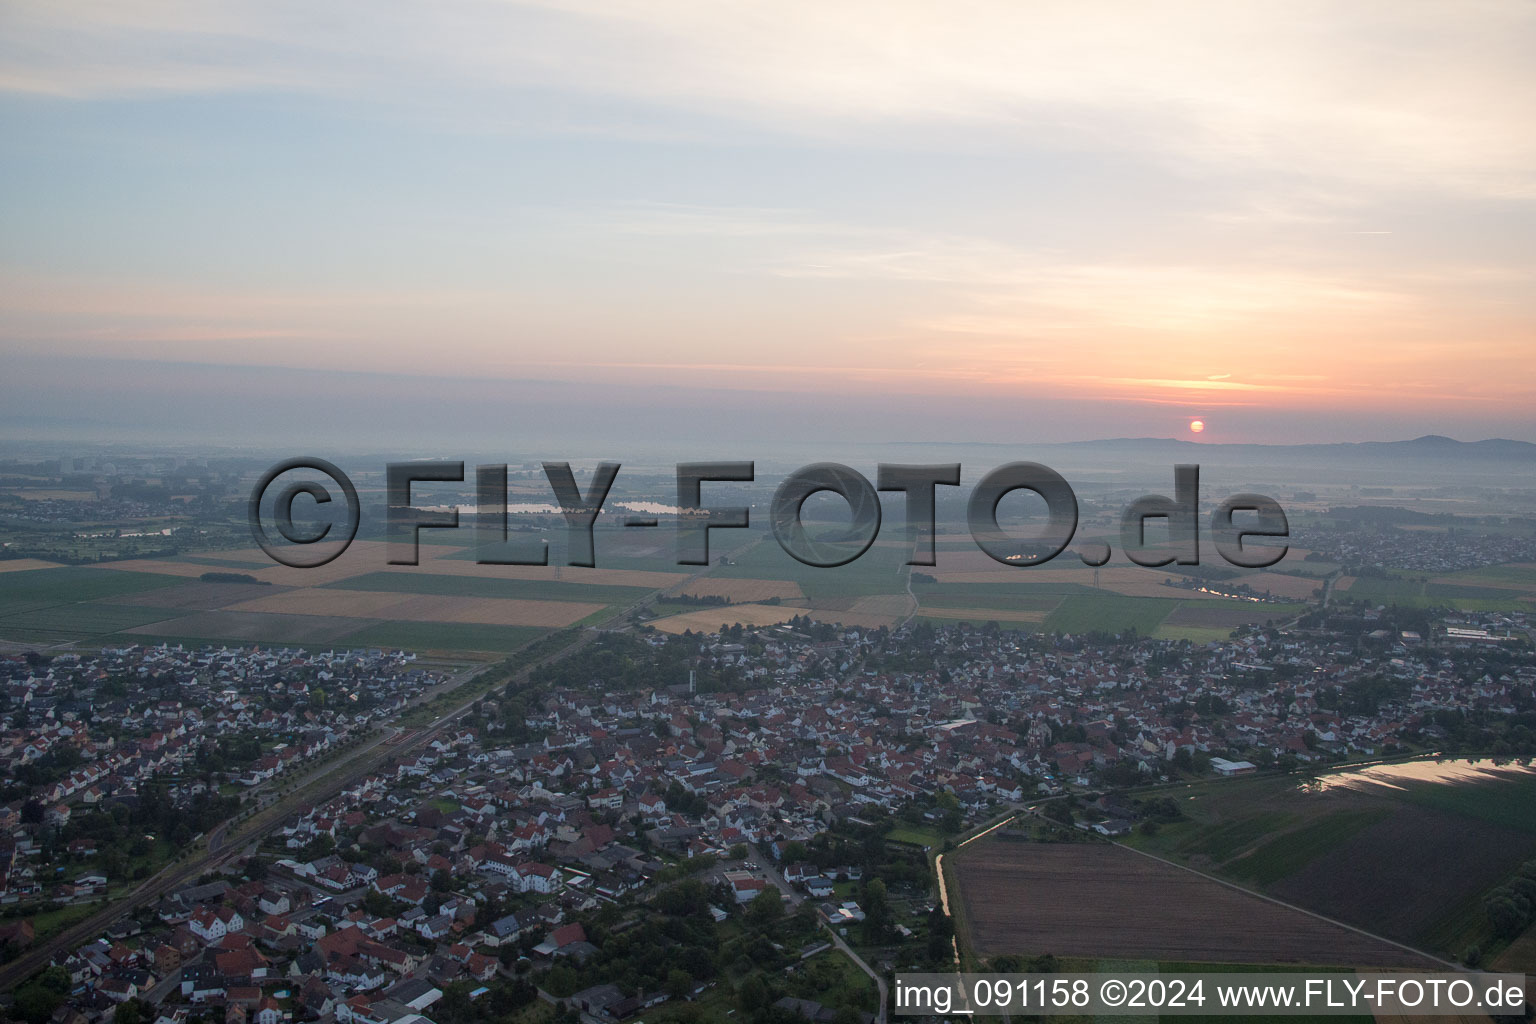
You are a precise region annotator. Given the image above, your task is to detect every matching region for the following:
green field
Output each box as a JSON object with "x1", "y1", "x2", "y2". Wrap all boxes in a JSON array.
[
  {"x1": 1042, "y1": 594, "x2": 1182, "y2": 636},
  {"x1": 435, "y1": 521, "x2": 755, "y2": 573},
  {"x1": 339, "y1": 621, "x2": 549, "y2": 653},
  {"x1": 2, "y1": 601, "x2": 184, "y2": 634},
  {"x1": 320, "y1": 570, "x2": 656, "y2": 605},
  {"x1": 0, "y1": 567, "x2": 190, "y2": 645},
  {"x1": 1383, "y1": 766, "x2": 1536, "y2": 833},
  {"x1": 1223, "y1": 810, "x2": 1388, "y2": 886},
  {"x1": 914, "y1": 589, "x2": 1065, "y2": 612},
  {"x1": 0, "y1": 566, "x2": 181, "y2": 616},
  {"x1": 913, "y1": 579, "x2": 1094, "y2": 598},
  {"x1": 1121, "y1": 763, "x2": 1536, "y2": 958},
  {"x1": 886, "y1": 824, "x2": 944, "y2": 849},
  {"x1": 1152, "y1": 624, "x2": 1235, "y2": 644},
  {"x1": 1342, "y1": 572, "x2": 1531, "y2": 610},
  {"x1": 704, "y1": 529, "x2": 914, "y2": 602}
]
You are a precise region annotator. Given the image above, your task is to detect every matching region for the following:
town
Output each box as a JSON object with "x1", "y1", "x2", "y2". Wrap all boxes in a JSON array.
[{"x1": 2, "y1": 595, "x2": 1532, "y2": 1024}]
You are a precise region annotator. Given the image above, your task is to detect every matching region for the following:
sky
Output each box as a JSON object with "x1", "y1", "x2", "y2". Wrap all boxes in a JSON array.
[{"x1": 1, "y1": 0, "x2": 1534, "y2": 449}]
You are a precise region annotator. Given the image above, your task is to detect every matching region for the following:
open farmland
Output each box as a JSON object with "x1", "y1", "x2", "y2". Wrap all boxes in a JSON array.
[
  {"x1": 663, "y1": 576, "x2": 806, "y2": 603},
  {"x1": 1237, "y1": 572, "x2": 1324, "y2": 600},
  {"x1": 1330, "y1": 571, "x2": 1533, "y2": 611},
  {"x1": 950, "y1": 840, "x2": 1433, "y2": 967},
  {"x1": 224, "y1": 587, "x2": 605, "y2": 627},
  {"x1": 121, "y1": 609, "x2": 374, "y2": 645},
  {"x1": 0, "y1": 558, "x2": 62, "y2": 573},
  {"x1": 111, "y1": 580, "x2": 297, "y2": 609},
  {"x1": 1122, "y1": 762, "x2": 1536, "y2": 956},
  {"x1": 1042, "y1": 594, "x2": 1182, "y2": 635},
  {"x1": 917, "y1": 605, "x2": 1049, "y2": 625},
  {"x1": 320, "y1": 570, "x2": 656, "y2": 604},
  {"x1": 0, "y1": 555, "x2": 620, "y2": 652},
  {"x1": 649, "y1": 602, "x2": 800, "y2": 634}
]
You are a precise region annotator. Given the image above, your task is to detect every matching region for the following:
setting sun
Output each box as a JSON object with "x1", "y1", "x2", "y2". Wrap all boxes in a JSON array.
[{"x1": 1190, "y1": 419, "x2": 1206, "y2": 433}]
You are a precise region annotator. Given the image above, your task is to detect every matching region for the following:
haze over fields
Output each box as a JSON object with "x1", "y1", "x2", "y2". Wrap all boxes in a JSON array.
[
  {"x1": 2, "y1": 2, "x2": 1534, "y2": 449},
  {"x1": 4, "y1": 5, "x2": 1536, "y2": 1018}
]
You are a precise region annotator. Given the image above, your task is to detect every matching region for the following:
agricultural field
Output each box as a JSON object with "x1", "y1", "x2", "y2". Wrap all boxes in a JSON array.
[
  {"x1": 949, "y1": 839, "x2": 1433, "y2": 967},
  {"x1": 663, "y1": 576, "x2": 806, "y2": 603},
  {"x1": 341, "y1": 622, "x2": 546, "y2": 655},
  {"x1": 1042, "y1": 594, "x2": 1183, "y2": 636},
  {"x1": 319, "y1": 569, "x2": 659, "y2": 605},
  {"x1": 704, "y1": 529, "x2": 915, "y2": 603},
  {"x1": 0, "y1": 522, "x2": 1328, "y2": 649},
  {"x1": 1234, "y1": 572, "x2": 1324, "y2": 600},
  {"x1": 122, "y1": 610, "x2": 376, "y2": 645},
  {"x1": 1121, "y1": 761, "x2": 1536, "y2": 957},
  {"x1": 648, "y1": 602, "x2": 801, "y2": 634},
  {"x1": 1334, "y1": 569, "x2": 1535, "y2": 611},
  {"x1": 0, "y1": 567, "x2": 183, "y2": 615},
  {"x1": 222, "y1": 587, "x2": 604, "y2": 627},
  {"x1": 0, "y1": 555, "x2": 598, "y2": 653},
  {"x1": 0, "y1": 558, "x2": 62, "y2": 574}
]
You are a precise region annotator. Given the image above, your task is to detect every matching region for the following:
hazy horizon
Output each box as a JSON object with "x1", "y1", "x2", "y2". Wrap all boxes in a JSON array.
[{"x1": 4, "y1": 2, "x2": 1535, "y2": 451}]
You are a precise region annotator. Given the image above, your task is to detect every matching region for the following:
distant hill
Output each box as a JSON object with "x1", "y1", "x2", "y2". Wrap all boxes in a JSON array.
[
  {"x1": 876, "y1": 434, "x2": 1536, "y2": 490},
  {"x1": 1046, "y1": 435, "x2": 1536, "y2": 460}
]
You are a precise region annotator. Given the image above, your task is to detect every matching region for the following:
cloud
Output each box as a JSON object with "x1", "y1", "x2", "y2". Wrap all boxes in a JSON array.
[{"x1": 3, "y1": 1, "x2": 1535, "y2": 197}]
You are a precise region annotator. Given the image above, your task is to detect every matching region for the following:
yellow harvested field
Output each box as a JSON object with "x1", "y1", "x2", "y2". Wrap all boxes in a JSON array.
[
  {"x1": 1240, "y1": 573, "x2": 1323, "y2": 600},
  {"x1": 848, "y1": 593, "x2": 915, "y2": 617},
  {"x1": 1335, "y1": 576, "x2": 1357, "y2": 591},
  {"x1": 920, "y1": 606, "x2": 1049, "y2": 623},
  {"x1": 225, "y1": 588, "x2": 603, "y2": 627},
  {"x1": 245, "y1": 540, "x2": 457, "y2": 586},
  {"x1": 650, "y1": 603, "x2": 799, "y2": 634},
  {"x1": 668, "y1": 577, "x2": 805, "y2": 602},
  {"x1": 0, "y1": 559, "x2": 62, "y2": 573}
]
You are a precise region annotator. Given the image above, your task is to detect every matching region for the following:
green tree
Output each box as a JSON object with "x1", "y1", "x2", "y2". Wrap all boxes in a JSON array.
[
  {"x1": 666, "y1": 968, "x2": 694, "y2": 999},
  {"x1": 861, "y1": 878, "x2": 892, "y2": 944},
  {"x1": 736, "y1": 975, "x2": 769, "y2": 1012},
  {"x1": 114, "y1": 999, "x2": 148, "y2": 1024},
  {"x1": 14, "y1": 984, "x2": 63, "y2": 1024},
  {"x1": 925, "y1": 905, "x2": 954, "y2": 962},
  {"x1": 747, "y1": 888, "x2": 784, "y2": 930}
]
